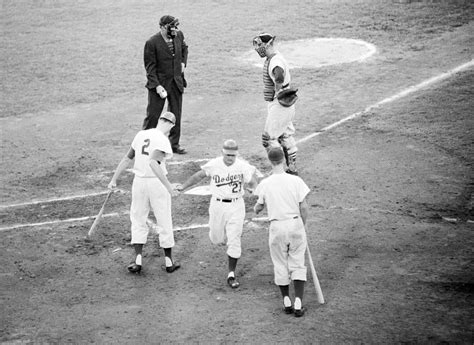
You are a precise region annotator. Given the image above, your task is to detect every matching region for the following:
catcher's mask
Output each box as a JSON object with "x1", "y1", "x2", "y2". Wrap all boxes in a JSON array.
[
  {"x1": 253, "y1": 33, "x2": 275, "y2": 58},
  {"x1": 160, "y1": 15, "x2": 179, "y2": 37}
]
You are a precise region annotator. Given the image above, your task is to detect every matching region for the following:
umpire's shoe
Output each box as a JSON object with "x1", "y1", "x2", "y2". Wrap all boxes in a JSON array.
[
  {"x1": 172, "y1": 146, "x2": 187, "y2": 154},
  {"x1": 127, "y1": 262, "x2": 142, "y2": 274}
]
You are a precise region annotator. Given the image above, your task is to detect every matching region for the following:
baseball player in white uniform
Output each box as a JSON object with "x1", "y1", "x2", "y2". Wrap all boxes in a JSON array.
[
  {"x1": 177, "y1": 139, "x2": 258, "y2": 288},
  {"x1": 253, "y1": 32, "x2": 299, "y2": 175},
  {"x1": 108, "y1": 112, "x2": 181, "y2": 274},
  {"x1": 254, "y1": 146, "x2": 310, "y2": 317}
]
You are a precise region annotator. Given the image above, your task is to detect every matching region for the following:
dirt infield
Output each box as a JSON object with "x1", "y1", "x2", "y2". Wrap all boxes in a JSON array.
[{"x1": 1, "y1": 1, "x2": 473, "y2": 344}]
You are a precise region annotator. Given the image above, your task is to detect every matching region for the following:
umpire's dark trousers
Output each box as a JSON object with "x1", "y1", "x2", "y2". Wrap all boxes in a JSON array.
[{"x1": 143, "y1": 81, "x2": 183, "y2": 149}]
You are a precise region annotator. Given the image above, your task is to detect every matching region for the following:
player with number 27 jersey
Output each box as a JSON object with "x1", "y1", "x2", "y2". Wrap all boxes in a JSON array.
[{"x1": 202, "y1": 157, "x2": 254, "y2": 199}]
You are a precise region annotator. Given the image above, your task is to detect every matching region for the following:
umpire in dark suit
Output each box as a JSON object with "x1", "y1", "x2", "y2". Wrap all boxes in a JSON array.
[{"x1": 143, "y1": 15, "x2": 189, "y2": 154}]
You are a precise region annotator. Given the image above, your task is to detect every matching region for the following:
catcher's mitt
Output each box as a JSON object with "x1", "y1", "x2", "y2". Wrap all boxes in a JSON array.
[{"x1": 277, "y1": 88, "x2": 298, "y2": 107}]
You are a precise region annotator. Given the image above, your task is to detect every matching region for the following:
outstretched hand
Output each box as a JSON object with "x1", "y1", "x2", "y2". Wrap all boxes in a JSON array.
[
  {"x1": 173, "y1": 183, "x2": 184, "y2": 192},
  {"x1": 169, "y1": 183, "x2": 183, "y2": 196}
]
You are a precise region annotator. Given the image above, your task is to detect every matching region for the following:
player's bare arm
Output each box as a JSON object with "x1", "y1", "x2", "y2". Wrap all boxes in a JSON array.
[
  {"x1": 273, "y1": 66, "x2": 285, "y2": 93},
  {"x1": 108, "y1": 147, "x2": 135, "y2": 189},
  {"x1": 299, "y1": 198, "x2": 309, "y2": 225},
  {"x1": 178, "y1": 170, "x2": 207, "y2": 191},
  {"x1": 245, "y1": 172, "x2": 259, "y2": 193},
  {"x1": 149, "y1": 149, "x2": 178, "y2": 196},
  {"x1": 254, "y1": 202, "x2": 265, "y2": 215}
]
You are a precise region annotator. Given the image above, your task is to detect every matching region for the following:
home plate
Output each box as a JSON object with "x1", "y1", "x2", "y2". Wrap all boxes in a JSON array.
[{"x1": 184, "y1": 185, "x2": 211, "y2": 196}]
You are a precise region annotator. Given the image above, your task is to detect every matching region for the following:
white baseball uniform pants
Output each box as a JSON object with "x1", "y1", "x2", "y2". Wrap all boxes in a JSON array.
[
  {"x1": 208, "y1": 197, "x2": 245, "y2": 259},
  {"x1": 269, "y1": 217, "x2": 307, "y2": 285},
  {"x1": 130, "y1": 176, "x2": 174, "y2": 248},
  {"x1": 265, "y1": 100, "x2": 297, "y2": 154}
]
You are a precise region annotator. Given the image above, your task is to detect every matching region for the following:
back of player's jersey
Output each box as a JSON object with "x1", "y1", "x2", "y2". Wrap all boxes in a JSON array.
[{"x1": 131, "y1": 129, "x2": 172, "y2": 177}]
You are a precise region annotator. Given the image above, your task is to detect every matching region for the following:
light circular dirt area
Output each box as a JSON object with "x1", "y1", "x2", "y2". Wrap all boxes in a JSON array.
[{"x1": 240, "y1": 37, "x2": 377, "y2": 68}]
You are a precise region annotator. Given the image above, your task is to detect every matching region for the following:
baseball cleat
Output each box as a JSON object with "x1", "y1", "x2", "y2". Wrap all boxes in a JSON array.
[
  {"x1": 127, "y1": 262, "x2": 142, "y2": 274},
  {"x1": 283, "y1": 306, "x2": 294, "y2": 314},
  {"x1": 227, "y1": 276, "x2": 240, "y2": 289},
  {"x1": 165, "y1": 262, "x2": 181, "y2": 273},
  {"x1": 294, "y1": 307, "x2": 306, "y2": 317},
  {"x1": 285, "y1": 169, "x2": 298, "y2": 176}
]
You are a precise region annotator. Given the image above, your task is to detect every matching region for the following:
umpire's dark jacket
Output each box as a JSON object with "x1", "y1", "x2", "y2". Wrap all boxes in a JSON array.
[{"x1": 144, "y1": 31, "x2": 188, "y2": 92}]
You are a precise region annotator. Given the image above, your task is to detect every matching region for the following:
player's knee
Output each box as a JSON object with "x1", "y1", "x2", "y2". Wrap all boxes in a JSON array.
[{"x1": 227, "y1": 245, "x2": 241, "y2": 259}]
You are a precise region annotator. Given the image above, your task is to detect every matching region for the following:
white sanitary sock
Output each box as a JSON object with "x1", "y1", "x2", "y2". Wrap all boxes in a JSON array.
[
  {"x1": 283, "y1": 296, "x2": 292, "y2": 307},
  {"x1": 294, "y1": 297, "x2": 302, "y2": 310},
  {"x1": 227, "y1": 271, "x2": 235, "y2": 279},
  {"x1": 165, "y1": 256, "x2": 173, "y2": 267},
  {"x1": 135, "y1": 254, "x2": 142, "y2": 266}
]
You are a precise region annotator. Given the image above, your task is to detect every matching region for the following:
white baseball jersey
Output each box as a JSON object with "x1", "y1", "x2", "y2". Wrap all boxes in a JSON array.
[
  {"x1": 255, "y1": 172, "x2": 310, "y2": 285},
  {"x1": 128, "y1": 128, "x2": 174, "y2": 247},
  {"x1": 201, "y1": 157, "x2": 256, "y2": 199},
  {"x1": 263, "y1": 51, "x2": 291, "y2": 101},
  {"x1": 131, "y1": 129, "x2": 173, "y2": 177},
  {"x1": 255, "y1": 173, "x2": 309, "y2": 221},
  {"x1": 201, "y1": 156, "x2": 256, "y2": 259}
]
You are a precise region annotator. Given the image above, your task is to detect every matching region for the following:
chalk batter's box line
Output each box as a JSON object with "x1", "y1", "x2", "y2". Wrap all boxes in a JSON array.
[{"x1": 0, "y1": 189, "x2": 129, "y2": 209}]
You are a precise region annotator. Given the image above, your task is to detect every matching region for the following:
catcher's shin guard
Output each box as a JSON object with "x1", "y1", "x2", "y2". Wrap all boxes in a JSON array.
[
  {"x1": 286, "y1": 151, "x2": 298, "y2": 175},
  {"x1": 278, "y1": 134, "x2": 298, "y2": 175},
  {"x1": 261, "y1": 131, "x2": 271, "y2": 148}
]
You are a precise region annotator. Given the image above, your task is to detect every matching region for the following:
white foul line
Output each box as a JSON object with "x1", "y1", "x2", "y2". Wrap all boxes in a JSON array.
[
  {"x1": 0, "y1": 211, "x2": 128, "y2": 233},
  {"x1": 0, "y1": 189, "x2": 129, "y2": 209},
  {"x1": 2, "y1": 59, "x2": 473, "y2": 232},
  {"x1": 297, "y1": 59, "x2": 474, "y2": 145}
]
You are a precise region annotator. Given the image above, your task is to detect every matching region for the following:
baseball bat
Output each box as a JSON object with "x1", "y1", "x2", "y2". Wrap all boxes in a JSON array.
[
  {"x1": 306, "y1": 244, "x2": 325, "y2": 304},
  {"x1": 87, "y1": 190, "x2": 113, "y2": 238}
]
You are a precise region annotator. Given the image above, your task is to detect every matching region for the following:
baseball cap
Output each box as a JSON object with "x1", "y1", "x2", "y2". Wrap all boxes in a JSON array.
[
  {"x1": 267, "y1": 147, "x2": 284, "y2": 162},
  {"x1": 222, "y1": 139, "x2": 238, "y2": 155},
  {"x1": 253, "y1": 33, "x2": 275, "y2": 44},
  {"x1": 159, "y1": 111, "x2": 176, "y2": 125}
]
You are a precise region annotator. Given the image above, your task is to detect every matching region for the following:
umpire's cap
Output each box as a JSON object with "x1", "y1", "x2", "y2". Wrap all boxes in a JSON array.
[
  {"x1": 160, "y1": 15, "x2": 179, "y2": 27},
  {"x1": 222, "y1": 139, "x2": 238, "y2": 155},
  {"x1": 267, "y1": 147, "x2": 284, "y2": 163},
  {"x1": 159, "y1": 111, "x2": 176, "y2": 125}
]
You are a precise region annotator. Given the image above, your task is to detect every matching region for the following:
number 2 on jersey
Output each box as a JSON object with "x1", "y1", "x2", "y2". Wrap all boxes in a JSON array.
[{"x1": 141, "y1": 139, "x2": 150, "y2": 155}]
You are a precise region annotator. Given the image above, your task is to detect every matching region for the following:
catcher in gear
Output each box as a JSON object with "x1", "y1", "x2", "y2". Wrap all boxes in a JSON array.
[{"x1": 253, "y1": 32, "x2": 299, "y2": 175}]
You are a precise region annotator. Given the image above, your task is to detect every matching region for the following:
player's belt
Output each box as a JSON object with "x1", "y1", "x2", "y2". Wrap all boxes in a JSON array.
[
  {"x1": 215, "y1": 197, "x2": 240, "y2": 203},
  {"x1": 270, "y1": 215, "x2": 299, "y2": 222}
]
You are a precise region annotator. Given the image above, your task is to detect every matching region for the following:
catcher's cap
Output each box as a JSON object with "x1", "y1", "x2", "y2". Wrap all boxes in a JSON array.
[
  {"x1": 159, "y1": 111, "x2": 176, "y2": 125},
  {"x1": 222, "y1": 139, "x2": 238, "y2": 155},
  {"x1": 253, "y1": 33, "x2": 275, "y2": 45},
  {"x1": 267, "y1": 147, "x2": 285, "y2": 162},
  {"x1": 160, "y1": 15, "x2": 179, "y2": 27}
]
